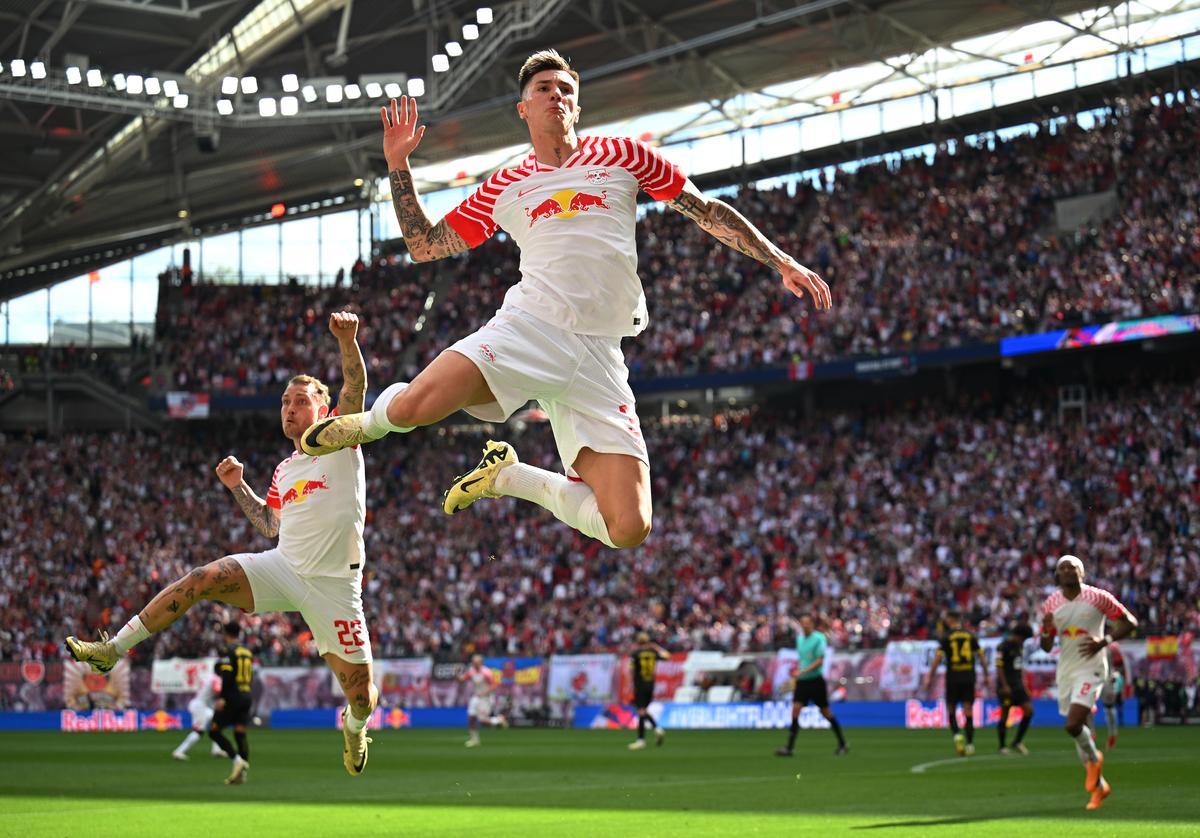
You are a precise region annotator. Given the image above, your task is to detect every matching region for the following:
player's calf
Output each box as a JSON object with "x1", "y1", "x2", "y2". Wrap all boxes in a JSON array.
[{"x1": 141, "y1": 557, "x2": 253, "y2": 634}]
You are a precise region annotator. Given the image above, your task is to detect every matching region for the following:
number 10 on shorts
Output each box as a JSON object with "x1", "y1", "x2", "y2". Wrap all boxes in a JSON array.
[{"x1": 335, "y1": 619, "x2": 364, "y2": 650}]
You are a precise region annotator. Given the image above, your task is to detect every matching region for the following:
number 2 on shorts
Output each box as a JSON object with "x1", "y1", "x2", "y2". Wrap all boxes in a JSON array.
[{"x1": 335, "y1": 619, "x2": 364, "y2": 648}]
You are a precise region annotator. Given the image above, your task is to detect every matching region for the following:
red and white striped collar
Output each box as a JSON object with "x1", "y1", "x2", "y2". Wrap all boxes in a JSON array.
[{"x1": 521, "y1": 136, "x2": 596, "y2": 172}]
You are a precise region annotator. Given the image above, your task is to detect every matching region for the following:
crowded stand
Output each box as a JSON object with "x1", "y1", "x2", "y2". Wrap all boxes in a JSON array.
[
  {"x1": 152, "y1": 94, "x2": 1200, "y2": 387},
  {"x1": 4, "y1": 370, "x2": 1196, "y2": 666}
]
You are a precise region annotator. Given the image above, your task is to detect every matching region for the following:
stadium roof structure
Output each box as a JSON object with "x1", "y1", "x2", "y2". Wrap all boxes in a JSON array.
[{"x1": 0, "y1": 0, "x2": 1192, "y2": 302}]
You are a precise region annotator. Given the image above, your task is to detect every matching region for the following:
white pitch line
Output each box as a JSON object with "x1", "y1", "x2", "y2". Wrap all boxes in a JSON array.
[{"x1": 910, "y1": 754, "x2": 1012, "y2": 773}]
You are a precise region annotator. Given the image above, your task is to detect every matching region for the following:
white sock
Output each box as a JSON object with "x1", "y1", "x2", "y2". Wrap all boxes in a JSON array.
[
  {"x1": 494, "y1": 464, "x2": 617, "y2": 548},
  {"x1": 344, "y1": 706, "x2": 368, "y2": 733},
  {"x1": 177, "y1": 730, "x2": 201, "y2": 754},
  {"x1": 1073, "y1": 727, "x2": 1099, "y2": 762},
  {"x1": 1105, "y1": 707, "x2": 1117, "y2": 739},
  {"x1": 112, "y1": 615, "x2": 151, "y2": 654},
  {"x1": 365, "y1": 381, "x2": 416, "y2": 435}
]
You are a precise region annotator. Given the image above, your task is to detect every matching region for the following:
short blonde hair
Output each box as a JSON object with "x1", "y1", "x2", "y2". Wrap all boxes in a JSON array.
[
  {"x1": 518, "y1": 48, "x2": 579, "y2": 95},
  {"x1": 287, "y1": 374, "x2": 330, "y2": 407}
]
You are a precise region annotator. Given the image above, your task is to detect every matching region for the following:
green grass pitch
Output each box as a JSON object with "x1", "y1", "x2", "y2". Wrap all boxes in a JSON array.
[{"x1": 1, "y1": 726, "x2": 1197, "y2": 836}]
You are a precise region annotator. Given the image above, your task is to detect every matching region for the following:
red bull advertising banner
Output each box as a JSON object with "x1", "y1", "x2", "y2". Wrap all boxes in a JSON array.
[{"x1": 58, "y1": 709, "x2": 183, "y2": 732}]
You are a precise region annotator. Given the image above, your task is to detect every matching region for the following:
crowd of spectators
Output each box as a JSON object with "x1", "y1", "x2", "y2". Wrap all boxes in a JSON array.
[
  {"x1": 154, "y1": 93, "x2": 1199, "y2": 388},
  {"x1": 3, "y1": 369, "x2": 1196, "y2": 665}
]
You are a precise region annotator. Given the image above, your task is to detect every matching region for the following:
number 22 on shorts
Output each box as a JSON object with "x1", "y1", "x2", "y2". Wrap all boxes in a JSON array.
[{"x1": 335, "y1": 619, "x2": 364, "y2": 648}]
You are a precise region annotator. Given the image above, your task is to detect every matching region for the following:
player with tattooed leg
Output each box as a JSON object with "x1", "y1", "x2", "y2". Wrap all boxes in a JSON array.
[
  {"x1": 300, "y1": 49, "x2": 831, "y2": 550},
  {"x1": 67, "y1": 312, "x2": 379, "y2": 777}
]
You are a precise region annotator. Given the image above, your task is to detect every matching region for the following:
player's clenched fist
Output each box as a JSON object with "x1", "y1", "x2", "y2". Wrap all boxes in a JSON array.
[
  {"x1": 329, "y1": 311, "x2": 359, "y2": 341},
  {"x1": 215, "y1": 455, "x2": 244, "y2": 490}
]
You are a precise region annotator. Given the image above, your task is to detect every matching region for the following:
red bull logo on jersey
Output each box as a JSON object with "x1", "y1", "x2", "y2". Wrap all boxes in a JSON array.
[
  {"x1": 280, "y1": 477, "x2": 330, "y2": 508},
  {"x1": 1061, "y1": 626, "x2": 1089, "y2": 639},
  {"x1": 524, "y1": 189, "x2": 609, "y2": 227}
]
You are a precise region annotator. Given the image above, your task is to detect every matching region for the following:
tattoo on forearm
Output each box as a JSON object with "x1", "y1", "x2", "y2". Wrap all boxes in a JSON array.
[
  {"x1": 338, "y1": 340, "x2": 367, "y2": 415},
  {"x1": 389, "y1": 169, "x2": 468, "y2": 261},
  {"x1": 230, "y1": 484, "x2": 279, "y2": 539},
  {"x1": 669, "y1": 194, "x2": 783, "y2": 272},
  {"x1": 166, "y1": 600, "x2": 179, "y2": 614}
]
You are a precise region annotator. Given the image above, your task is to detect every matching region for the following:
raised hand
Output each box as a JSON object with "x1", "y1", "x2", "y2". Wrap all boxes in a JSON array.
[
  {"x1": 329, "y1": 310, "x2": 359, "y2": 342},
  {"x1": 215, "y1": 455, "x2": 244, "y2": 490},
  {"x1": 381, "y1": 96, "x2": 426, "y2": 170}
]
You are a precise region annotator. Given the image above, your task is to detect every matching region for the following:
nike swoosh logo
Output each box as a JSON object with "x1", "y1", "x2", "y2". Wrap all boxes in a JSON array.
[
  {"x1": 516, "y1": 187, "x2": 538, "y2": 197},
  {"x1": 459, "y1": 477, "x2": 485, "y2": 492},
  {"x1": 304, "y1": 418, "x2": 337, "y2": 451}
]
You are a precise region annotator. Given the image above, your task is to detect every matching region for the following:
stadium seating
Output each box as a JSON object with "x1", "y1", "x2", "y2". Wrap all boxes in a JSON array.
[
  {"x1": 152, "y1": 95, "x2": 1200, "y2": 387},
  {"x1": 4, "y1": 371, "x2": 1196, "y2": 665}
]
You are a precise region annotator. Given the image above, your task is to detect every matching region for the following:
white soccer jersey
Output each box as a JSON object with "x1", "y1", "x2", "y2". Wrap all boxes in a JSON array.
[
  {"x1": 445, "y1": 136, "x2": 686, "y2": 338},
  {"x1": 465, "y1": 666, "x2": 496, "y2": 697},
  {"x1": 193, "y1": 674, "x2": 218, "y2": 706},
  {"x1": 1041, "y1": 584, "x2": 1126, "y2": 679},
  {"x1": 265, "y1": 431, "x2": 365, "y2": 578}
]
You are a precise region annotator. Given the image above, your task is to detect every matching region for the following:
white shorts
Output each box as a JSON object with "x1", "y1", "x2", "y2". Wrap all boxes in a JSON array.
[
  {"x1": 447, "y1": 308, "x2": 648, "y2": 476},
  {"x1": 188, "y1": 699, "x2": 214, "y2": 730},
  {"x1": 467, "y1": 695, "x2": 494, "y2": 719},
  {"x1": 233, "y1": 549, "x2": 372, "y2": 664},
  {"x1": 1057, "y1": 671, "x2": 1104, "y2": 716}
]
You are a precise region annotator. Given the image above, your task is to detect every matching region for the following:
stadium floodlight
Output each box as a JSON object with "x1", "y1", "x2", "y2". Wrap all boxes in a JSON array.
[
  {"x1": 66, "y1": 66, "x2": 82, "y2": 84},
  {"x1": 145, "y1": 76, "x2": 161, "y2": 95},
  {"x1": 445, "y1": 41, "x2": 462, "y2": 57},
  {"x1": 126, "y1": 74, "x2": 144, "y2": 94},
  {"x1": 384, "y1": 82, "x2": 402, "y2": 98},
  {"x1": 281, "y1": 72, "x2": 299, "y2": 92},
  {"x1": 344, "y1": 83, "x2": 361, "y2": 99},
  {"x1": 11, "y1": 59, "x2": 27, "y2": 77},
  {"x1": 258, "y1": 96, "x2": 276, "y2": 116},
  {"x1": 408, "y1": 77, "x2": 425, "y2": 97},
  {"x1": 462, "y1": 23, "x2": 479, "y2": 40},
  {"x1": 216, "y1": 98, "x2": 234, "y2": 115},
  {"x1": 163, "y1": 79, "x2": 179, "y2": 97},
  {"x1": 240, "y1": 76, "x2": 258, "y2": 94},
  {"x1": 173, "y1": 93, "x2": 188, "y2": 108},
  {"x1": 477, "y1": 7, "x2": 492, "y2": 25},
  {"x1": 325, "y1": 83, "x2": 343, "y2": 103},
  {"x1": 364, "y1": 81, "x2": 383, "y2": 98},
  {"x1": 280, "y1": 95, "x2": 298, "y2": 115},
  {"x1": 86, "y1": 68, "x2": 103, "y2": 87},
  {"x1": 221, "y1": 76, "x2": 238, "y2": 95},
  {"x1": 432, "y1": 54, "x2": 449, "y2": 73},
  {"x1": 30, "y1": 60, "x2": 46, "y2": 79},
  {"x1": 301, "y1": 84, "x2": 318, "y2": 103},
  {"x1": 112, "y1": 73, "x2": 126, "y2": 90}
]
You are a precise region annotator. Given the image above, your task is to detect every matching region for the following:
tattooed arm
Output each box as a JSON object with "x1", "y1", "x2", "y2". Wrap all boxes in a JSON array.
[
  {"x1": 215, "y1": 456, "x2": 279, "y2": 539},
  {"x1": 666, "y1": 180, "x2": 832, "y2": 310},
  {"x1": 389, "y1": 169, "x2": 470, "y2": 262},
  {"x1": 379, "y1": 97, "x2": 469, "y2": 262},
  {"x1": 329, "y1": 311, "x2": 367, "y2": 414}
]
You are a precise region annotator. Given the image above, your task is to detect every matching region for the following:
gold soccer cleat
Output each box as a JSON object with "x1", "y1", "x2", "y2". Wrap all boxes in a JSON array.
[
  {"x1": 443, "y1": 441, "x2": 517, "y2": 514},
  {"x1": 65, "y1": 632, "x2": 119, "y2": 674}
]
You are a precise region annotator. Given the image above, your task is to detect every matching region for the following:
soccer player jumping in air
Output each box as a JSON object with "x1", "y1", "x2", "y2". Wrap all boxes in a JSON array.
[
  {"x1": 301, "y1": 49, "x2": 831, "y2": 550},
  {"x1": 67, "y1": 313, "x2": 380, "y2": 778},
  {"x1": 1040, "y1": 555, "x2": 1138, "y2": 810}
]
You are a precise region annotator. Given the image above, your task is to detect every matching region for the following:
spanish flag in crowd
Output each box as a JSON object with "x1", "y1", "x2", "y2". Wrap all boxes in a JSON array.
[{"x1": 1146, "y1": 635, "x2": 1180, "y2": 660}]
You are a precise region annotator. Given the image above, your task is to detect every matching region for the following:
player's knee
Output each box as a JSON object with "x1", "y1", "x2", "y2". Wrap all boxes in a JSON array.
[
  {"x1": 386, "y1": 386, "x2": 436, "y2": 427},
  {"x1": 1064, "y1": 721, "x2": 1082, "y2": 736},
  {"x1": 605, "y1": 509, "x2": 652, "y2": 548}
]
